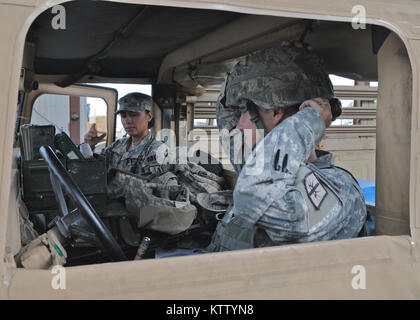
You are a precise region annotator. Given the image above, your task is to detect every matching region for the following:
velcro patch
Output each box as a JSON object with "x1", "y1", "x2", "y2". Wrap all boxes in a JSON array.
[{"x1": 304, "y1": 172, "x2": 327, "y2": 210}]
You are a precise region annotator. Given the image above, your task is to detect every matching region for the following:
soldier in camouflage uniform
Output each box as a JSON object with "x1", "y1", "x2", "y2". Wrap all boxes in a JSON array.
[
  {"x1": 85, "y1": 93, "x2": 224, "y2": 236},
  {"x1": 85, "y1": 92, "x2": 177, "y2": 188},
  {"x1": 85, "y1": 93, "x2": 194, "y2": 235},
  {"x1": 207, "y1": 42, "x2": 367, "y2": 251}
]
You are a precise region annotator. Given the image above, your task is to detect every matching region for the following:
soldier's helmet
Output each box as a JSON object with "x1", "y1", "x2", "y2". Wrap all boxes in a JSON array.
[
  {"x1": 221, "y1": 44, "x2": 341, "y2": 120},
  {"x1": 116, "y1": 92, "x2": 153, "y2": 115}
]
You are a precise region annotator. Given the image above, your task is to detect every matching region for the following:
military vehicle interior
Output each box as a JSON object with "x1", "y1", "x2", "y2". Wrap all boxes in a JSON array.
[{"x1": 12, "y1": 0, "x2": 406, "y2": 268}]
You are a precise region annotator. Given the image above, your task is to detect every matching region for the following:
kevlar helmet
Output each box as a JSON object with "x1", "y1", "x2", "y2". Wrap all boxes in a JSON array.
[{"x1": 217, "y1": 44, "x2": 341, "y2": 122}]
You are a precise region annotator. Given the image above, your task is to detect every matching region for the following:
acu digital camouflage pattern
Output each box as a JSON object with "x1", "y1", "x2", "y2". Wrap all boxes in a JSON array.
[
  {"x1": 108, "y1": 170, "x2": 196, "y2": 235},
  {"x1": 223, "y1": 44, "x2": 334, "y2": 111},
  {"x1": 104, "y1": 132, "x2": 195, "y2": 235},
  {"x1": 103, "y1": 90, "x2": 227, "y2": 235},
  {"x1": 196, "y1": 190, "x2": 233, "y2": 213},
  {"x1": 172, "y1": 161, "x2": 225, "y2": 202},
  {"x1": 115, "y1": 92, "x2": 153, "y2": 114},
  {"x1": 208, "y1": 107, "x2": 367, "y2": 251},
  {"x1": 216, "y1": 45, "x2": 334, "y2": 173},
  {"x1": 103, "y1": 131, "x2": 178, "y2": 186},
  {"x1": 104, "y1": 132, "x2": 225, "y2": 235}
]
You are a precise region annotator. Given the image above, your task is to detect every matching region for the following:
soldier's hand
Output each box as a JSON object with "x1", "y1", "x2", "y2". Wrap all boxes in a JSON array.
[
  {"x1": 299, "y1": 98, "x2": 333, "y2": 128},
  {"x1": 84, "y1": 123, "x2": 106, "y2": 149}
]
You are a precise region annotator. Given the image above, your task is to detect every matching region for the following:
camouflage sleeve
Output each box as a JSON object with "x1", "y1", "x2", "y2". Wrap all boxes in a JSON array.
[
  {"x1": 208, "y1": 107, "x2": 329, "y2": 250},
  {"x1": 269, "y1": 106, "x2": 326, "y2": 177},
  {"x1": 231, "y1": 107, "x2": 326, "y2": 240}
]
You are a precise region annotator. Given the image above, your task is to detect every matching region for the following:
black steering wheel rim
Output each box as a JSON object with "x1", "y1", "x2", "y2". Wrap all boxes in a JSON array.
[{"x1": 40, "y1": 145, "x2": 127, "y2": 261}]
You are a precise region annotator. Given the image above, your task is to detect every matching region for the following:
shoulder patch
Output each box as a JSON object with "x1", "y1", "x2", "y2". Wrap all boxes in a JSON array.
[{"x1": 304, "y1": 172, "x2": 327, "y2": 210}]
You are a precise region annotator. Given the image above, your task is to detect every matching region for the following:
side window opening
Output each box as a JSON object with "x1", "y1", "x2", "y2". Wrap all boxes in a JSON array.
[
  {"x1": 188, "y1": 76, "x2": 378, "y2": 238},
  {"x1": 31, "y1": 94, "x2": 108, "y2": 150},
  {"x1": 12, "y1": 0, "x2": 413, "y2": 271},
  {"x1": 322, "y1": 76, "x2": 377, "y2": 200}
]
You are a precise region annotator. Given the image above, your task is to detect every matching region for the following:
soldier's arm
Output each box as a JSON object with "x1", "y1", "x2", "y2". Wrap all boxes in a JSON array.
[
  {"x1": 256, "y1": 107, "x2": 327, "y2": 241},
  {"x1": 271, "y1": 106, "x2": 326, "y2": 176},
  {"x1": 232, "y1": 107, "x2": 326, "y2": 229}
]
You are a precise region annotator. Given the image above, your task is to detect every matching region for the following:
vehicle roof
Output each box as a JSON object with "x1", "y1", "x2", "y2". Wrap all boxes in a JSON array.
[
  {"x1": 27, "y1": 1, "x2": 379, "y2": 87},
  {"x1": 29, "y1": 2, "x2": 239, "y2": 80}
]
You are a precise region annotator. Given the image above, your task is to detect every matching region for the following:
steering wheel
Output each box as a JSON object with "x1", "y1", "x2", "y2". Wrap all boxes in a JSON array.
[{"x1": 40, "y1": 145, "x2": 127, "y2": 262}]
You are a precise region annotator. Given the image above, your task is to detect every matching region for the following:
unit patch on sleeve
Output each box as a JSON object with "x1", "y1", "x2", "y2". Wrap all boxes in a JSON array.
[{"x1": 304, "y1": 172, "x2": 327, "y2": 210}]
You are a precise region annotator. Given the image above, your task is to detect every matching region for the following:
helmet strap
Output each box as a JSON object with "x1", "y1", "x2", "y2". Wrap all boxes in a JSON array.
[{"x1": 246, "y1": 101, "x2": 268, "y2": 136}]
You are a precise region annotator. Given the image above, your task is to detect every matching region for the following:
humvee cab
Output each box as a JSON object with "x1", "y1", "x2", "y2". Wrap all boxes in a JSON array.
[{"x1": 0, "y1": 0, "x2": 419, "y2": 299}]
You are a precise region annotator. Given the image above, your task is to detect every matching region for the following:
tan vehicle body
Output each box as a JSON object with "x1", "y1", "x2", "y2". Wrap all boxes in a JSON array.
[{"x1": 0, "y1": 0, "x2": 419, "y2": 299}]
